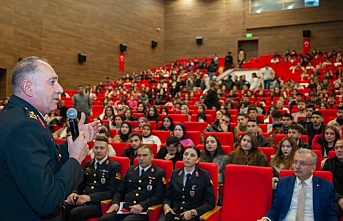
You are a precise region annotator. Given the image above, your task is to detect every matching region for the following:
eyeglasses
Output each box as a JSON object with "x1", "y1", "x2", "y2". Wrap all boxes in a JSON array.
[{"x1": 293, "y1": 160, "x2": 315, "y2": 167}]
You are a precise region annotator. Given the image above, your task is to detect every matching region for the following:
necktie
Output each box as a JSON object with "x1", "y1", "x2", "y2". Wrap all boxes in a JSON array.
[
  {"x1": 140, "y1": 169, "x2": 145, "y2": 178},
  {"x1": 185, "y1": 173, "x2": 191, "y2": 186},
  {"x1": 296, "y1": 181, "x2": 306, "y2": 221},
  {"x1": 95, "y1": 162, "x2": 101, "y2": 172}
]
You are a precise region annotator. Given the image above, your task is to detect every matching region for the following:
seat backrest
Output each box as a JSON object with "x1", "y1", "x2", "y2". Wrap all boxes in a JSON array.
[
  {"x1": 175, "y1": 161, "x2": 219, "y2": 205},
  {"x1": 152, "y1": 130, "x2": 171, "y2": 144},
  {"x1": 279, "y1": 169, "x2": 333, "y2": 181},
  {"x1": 109, "y1": 142, "x2": 127, "y2": 156},
  {"x1": 109, "y1": 156, "x2": 130, "y2": 177},
  {"x1": 258, "y1": 147, "x2": 275, "y2": 164},
  {"x1": 274, "y1": 134, "x2": 287, "y2": 148},
  {"x1": 186, "y1": 131, "x2": 201, "y2": 146},
  {"x1": 143, "y1": 143, "x2": 158, "y2": 156},
  {"x1": 312, "y1": 149, "x2": 322, "y2": 171},
  {"x1": 220, "y1": 165, "x2": 273, "y2": 221},
  {"x1": 133, "y1": 158, "x2": 173, "y2": 181},
  {"x1": 204, "y1": 132, "x2": 234, "y2": 147},
  {"x1": 81, "y1": 154, "x2": 92, "y2": 168},
  {"x1": 184, "y1": 122, "x2": 209, "y2": 132},
  {"x1": 168, "y1": 114, "x2": 189, "y2": 123}
]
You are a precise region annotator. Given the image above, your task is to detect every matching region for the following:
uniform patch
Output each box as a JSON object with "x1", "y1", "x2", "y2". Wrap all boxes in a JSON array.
[
  {"x1": 162, "y1": 177, "x2": 167, "y2": 185},
  {"x1": 210, "y1": 179, "x2": 213, "y2": 186},
  {"x1": 29, "y1": 111, "x2": 37, "y2": 120},
  {"x1": 115, "y1": 172, "x2": 122, "y2": 180},
  {"x1": 101, "y1": 178, "x2": 106, "y2": 184}
]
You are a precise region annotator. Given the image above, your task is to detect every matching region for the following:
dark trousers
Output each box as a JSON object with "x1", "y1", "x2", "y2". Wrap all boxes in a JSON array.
[
  {"x1": 99, "y1": 212, "x2": 148, "y2": 221},
  {"x1": 64, "y1": 203, "x2": 102, "y2": 221},
  {"x1": 77, "y1": 111, "x2": 90, "y2": 124}
]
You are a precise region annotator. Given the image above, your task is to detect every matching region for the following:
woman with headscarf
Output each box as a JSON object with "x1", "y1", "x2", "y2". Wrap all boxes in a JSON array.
[
  {"x1": 173, "y1": 123, "x2": 194, "y2": 146},
  {"x1": 142, "y1": 123, "x2": 162, "y2": 150},
  {"x1": 112, "y1": 122, "x2": 132, "y2": 143}
]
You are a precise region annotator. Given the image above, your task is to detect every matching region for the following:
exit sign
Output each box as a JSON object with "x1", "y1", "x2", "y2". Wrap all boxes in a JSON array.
[{"x1": 246, "y1": 33, "x2": 253, "y2": 38}]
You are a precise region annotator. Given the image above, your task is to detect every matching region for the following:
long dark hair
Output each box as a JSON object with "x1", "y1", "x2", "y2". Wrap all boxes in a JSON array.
[
  {"x1": 159, "y1": 116, "x2": 175, "y2": 131},
  {"x1": 201, "y1": 135, "x2": 225, "y2": 162}
]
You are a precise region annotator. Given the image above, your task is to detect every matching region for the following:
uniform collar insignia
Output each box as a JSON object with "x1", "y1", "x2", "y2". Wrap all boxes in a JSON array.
[{"x1": 29, "y1": 111, "x2": 38, "y2": 120}]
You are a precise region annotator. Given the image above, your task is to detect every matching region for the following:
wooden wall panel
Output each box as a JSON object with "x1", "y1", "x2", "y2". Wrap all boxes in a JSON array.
[{"x1": 0, "y1": 0, "x2": 164, "y2": 95}]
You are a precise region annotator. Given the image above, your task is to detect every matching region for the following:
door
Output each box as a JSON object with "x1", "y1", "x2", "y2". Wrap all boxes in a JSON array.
[
  {"x1": 238, "y1": 39, "x2": 259, "y2": 62},
  {"x1": 0, "y1": 68, "x2": 6, "y2": 99}
]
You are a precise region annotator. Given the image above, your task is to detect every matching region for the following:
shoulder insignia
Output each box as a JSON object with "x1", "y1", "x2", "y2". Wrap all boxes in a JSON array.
[
  {"x1": 178, "y1": 170, "x2": 183, "y2": 176},
  {"x1": 134, "y1": 166, "x2": 138, "y2": 170},
  {"x1": 29, "y1": 111, "x2": 37, "y2": 120},
  {"x1": 162, "y1": 177, "x2": 167, "y2": 185},
  {"x1": 115, "y1": 172, "x2": 122, "y2": 180},
  {"x1": 150, "y1": 167, "x2": 154, "y2": 173},
  {"x1": 210, "y1": 179, "x2": 213, "y2": 186}
]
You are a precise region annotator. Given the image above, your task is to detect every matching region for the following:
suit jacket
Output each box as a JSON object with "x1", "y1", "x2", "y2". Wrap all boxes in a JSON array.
[
  {"x1": 74, "y1": 157, "x2": 121, "y2": 204},
  {"x1": 112, "y1": 164, "x2": 166, "y2": 210},
  {"x1": 163, "y1": 166, "x2": 215, "y2": 216},
  {"x1": 265, "y1": 175, "x2": 338, "y2": 221},
  {"x1": 0, "y1": 95, "x2": 83, "y2": 221}
]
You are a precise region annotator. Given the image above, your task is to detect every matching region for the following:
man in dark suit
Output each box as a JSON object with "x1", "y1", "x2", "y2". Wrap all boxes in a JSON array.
[
  {"x1": 258, "y1": 148, "x2": 338, "y2": 221},
  {"x1": 99, "y1": 145, "x2": 166, "y2": 221},
  {"x1": 0, "y1": 57, "x2": 101, "y2": 221},
  {"x1": 322, "y1": 138, "x2": 343, "y2": 218},
  {"x1": 204, "y1": 80, "x2": 219, "y2": 110},
  {"x1": 64, "y1": 136, "x2": 121, "y2": 220}
]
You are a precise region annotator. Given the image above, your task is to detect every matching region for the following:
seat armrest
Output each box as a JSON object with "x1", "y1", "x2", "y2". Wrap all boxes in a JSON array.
[
  {"x1": 148, "y1": 204, "x2": 162, "y2": 212},
  {"x1": 100, "y1": 199, "x2": 113, "y2": 215},
  {"x1": 200, "y1": 206, "x2": 221, "y2": 221}
]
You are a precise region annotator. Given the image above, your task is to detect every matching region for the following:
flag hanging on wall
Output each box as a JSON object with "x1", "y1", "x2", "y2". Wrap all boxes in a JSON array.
[{"x1": 119, "y1": 52, "x2": 125, "y2": 72}]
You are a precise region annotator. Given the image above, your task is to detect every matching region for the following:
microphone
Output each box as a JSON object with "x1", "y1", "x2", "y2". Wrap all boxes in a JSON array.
[{"x1": 66, "y1": 108, "x2": 79, "y2": 141}]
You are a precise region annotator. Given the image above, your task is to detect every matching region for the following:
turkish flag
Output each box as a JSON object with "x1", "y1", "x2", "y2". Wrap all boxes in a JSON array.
[
  {"x1": 119, "y1": 52, "x2": 125, "y2": 72},
  {"x1": 303, "y1": 38, "x2": 311, "y2": 55}
]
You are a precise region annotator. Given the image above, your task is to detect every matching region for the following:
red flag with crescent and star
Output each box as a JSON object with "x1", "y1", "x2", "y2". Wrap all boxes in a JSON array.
[
  {"x1": 303, "y1": 38, "x2": 310, "y2": 55},
  {"x1": 119, "y1": 52, "x2": 125, "y2": 72}
]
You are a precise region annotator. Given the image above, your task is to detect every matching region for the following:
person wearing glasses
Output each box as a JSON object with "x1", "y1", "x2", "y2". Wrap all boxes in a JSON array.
[
  {"x1": 159, "y1": 146, "x2": 215, "y2": 221},
  {"x1": 258, "y1": 148, "x2": 337, "y2": 221},
  {"x1": 64, "y1": 136, "x2": 122, "y2": 220},
  {"x1": 322, "y1": 138, "x2": 343, "y2": 218},
  {"x1": 201, "y1": 113, "x2": 232, "y2": 143}
]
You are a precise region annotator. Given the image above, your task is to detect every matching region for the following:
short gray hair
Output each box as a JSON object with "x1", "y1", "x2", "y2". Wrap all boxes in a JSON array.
[
  {"x1": 12, "y1": 56, "x2": 49, "y2": 94},
  {"x1": 296, "y1": 148, "x2": 318, "y2": 164}
]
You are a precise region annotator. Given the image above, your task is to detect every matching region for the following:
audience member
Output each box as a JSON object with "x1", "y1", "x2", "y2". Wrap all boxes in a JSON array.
[
  {"x1": 142, "y1": 123, "x2": 162, "y2": 150},
  {"x1": 288, "y1": 123, "x2": 310, "y2": 149},
  {"x1": 113, "y1": 122, "x2": 132, "y2": 143},
  {"x1": 72, "y1": 84, "x2": 92, "y2": 123},
  {"x1": 122, "y1": 132, "x2": 143, "y2": 165},
  {"x1": 156, "y1": 136, "x2": 185, "y2": 168},
  {"x1": 173, "y1": 123, "x2": 195, "y2": 146}
]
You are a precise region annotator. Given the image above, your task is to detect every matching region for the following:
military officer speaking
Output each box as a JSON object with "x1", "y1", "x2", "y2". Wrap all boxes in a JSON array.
[
  {"x1": 99, "y1": 145, "x2": 167, "y2": 221},
  {"x1": 64, "y1": 136, "x2": 121, "y2": 220}
]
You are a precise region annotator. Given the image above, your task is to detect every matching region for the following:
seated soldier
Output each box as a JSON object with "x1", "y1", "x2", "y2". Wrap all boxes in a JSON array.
[
  {"x1": 99, "y1": 145, "x2": 166, "y2": 221},
  {"x1": 64, "y1": 136, "x2": 121, "y2": 221}
]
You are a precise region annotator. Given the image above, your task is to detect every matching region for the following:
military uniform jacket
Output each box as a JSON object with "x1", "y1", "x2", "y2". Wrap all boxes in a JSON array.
[
  {"x1": 0, "y1": 95, "x2": 83, "y2": 221},
  {"x1": 74, "y1": 157, "x2": 121, "y2": 204},
  {"x1": 163, "y1": 166, "x2": 215, "y2": 216},
  {"x1": 112, "y1": 164, "x2": 166, "y2": 210}
]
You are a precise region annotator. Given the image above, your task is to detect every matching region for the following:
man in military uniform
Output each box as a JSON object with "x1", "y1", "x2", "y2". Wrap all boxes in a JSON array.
[
  {"x1": 99, "y1": 145, "x2": 166, "y2": 221},
  {"x1": 64, "y1": 136, "x2": 121, "y2": 220},
  {"x1": 0, "y1": 56, "x2": 101, "y2": 220}
]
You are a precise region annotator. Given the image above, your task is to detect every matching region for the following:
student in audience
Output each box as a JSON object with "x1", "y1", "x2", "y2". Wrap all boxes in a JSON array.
[
  {"x1": 270, "y1": 137, "x2": 298, "y2": 179},
  {"x1": 197, "y1": 112, "x2": 208, "y2": 123},
  {"x1": 64, "y1": 136, "x2": 121, "y2": 221},
  {"x1": 200, "y1": 135, "x2": 228, "y2": 184},
  {"x1": 288, "y1": 123, "x2": 310, "y2": 149},
  {"x1": 123, "y1": 109, "x2": 138, "y2": 122},
  {"x1": 159, "y1": 106, "x2": 169, "y2": 115},
  {"x1": 142, "y1": 123, "x2": 162, "y2": 150},
  {"x1": 135, "y1": 117, "x2": 148, "y2": 130},
  {"x1": 173, "y1": 123, "x2": 195, "y2": 146},
  {"x1": 158, "y1": 116, "x2": 175, "y2": 134},
  {"x1": 156, "y1": 136, "x2": 185, "y2": 168},
  {"x1": 136, "y1": 102, "x2": 147, "y2": 115},
  {"x1": 197, "y1": 104, "x2": 207, "y2": 114},
  {"x1": 322, "y1": 138, "x2": 343, "y2": 218},
  {"x1": 181, "y1": 105, "x2": 191, "y2": 121},
  {"x1": 127, "y1": 95, "x2": 138, "y2": 110},
  {"x1": 246, "y1": 119, "x2": 270, "y2": 147},
  {"x1": 112, "y1": 115, "x2": 124, "y2": 131},
  {"x1": 122, "y1": 132, "x2": 143, "y2": 165},
  {"x1": 201, "y1": 113, "x2": 232, "y2": 143},
  {"x1": 159, "y1": 146, "x2": 215, "y2": 221},
  {"x1": 313, "y1": 125, "x2": 340, "y2": 158},
  {"x1": 233, "y1": 113, "x2": 248, "y2": 141},
  {"x1": 100, "y1": 106, "x2": 116, "y2": 123},
  {"x1": 227, "y1": 131, "x2": 268, "y2": 166},
  {"x1": 112, "y1": 122, "x2": 133, "y2": 143},
  {"x1": 146, "y1": 106, "x2": 160, "y2": 122},
  {"x1": 327, "y1": 106, "x2": 343, "y2": 134},
  {"x1": 307, "y1": 111, "x2": 325, "y2": 147}
]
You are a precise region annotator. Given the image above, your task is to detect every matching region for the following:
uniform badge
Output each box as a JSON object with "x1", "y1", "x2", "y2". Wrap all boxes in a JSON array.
[
  {"x1": 162, "y1": 177, "x2": 167, "y2": 185},
  {"x1": 147, "y1": 185, "x2": 153, "y2": 191},
  {"x1": 101, "y1": 178, "x2": 106, "y2": 184},
  {"x1": 29, "y1": 111, "x2": 37, "y2": 120},
  {"x1": 190, "y1": 191, "x2": 195, "y2": 197},
  {"x1": 115, "y1": 172, "x2": 122, "y2": 180},
  {"x1": 195, "y1": 171, "x2": 199, "y2": 177},
  {"x1": 210, "y1": 179, "x2": 213, "y2": 186},
  {"x1": 192, "y1": 185, "x2": 196, "y2": 190}
]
